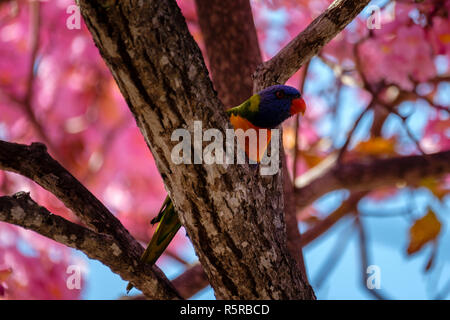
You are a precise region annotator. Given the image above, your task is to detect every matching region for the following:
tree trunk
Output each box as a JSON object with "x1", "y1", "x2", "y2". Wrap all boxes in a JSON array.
[{"x1": 194, "y1": 0, "x2": 262, "y2": 106}]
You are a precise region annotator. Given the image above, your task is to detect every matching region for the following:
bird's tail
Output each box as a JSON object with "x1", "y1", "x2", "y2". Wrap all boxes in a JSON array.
[{"x1": 126, "y1": 196, "x2": 182, "y2": 293}]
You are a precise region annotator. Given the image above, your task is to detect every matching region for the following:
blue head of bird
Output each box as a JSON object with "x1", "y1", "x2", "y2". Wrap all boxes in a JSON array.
[{"x1": 252, "y1": 85, "x2": 306, "y2": 129}]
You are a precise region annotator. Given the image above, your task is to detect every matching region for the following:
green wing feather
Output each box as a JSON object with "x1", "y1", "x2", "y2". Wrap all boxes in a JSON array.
[
  {"x1": 140, "y1": 198, "x2": 181, "y2": 266},
  {"x1": 226, "y1": 93, "x2": 260, "y2": 121},
  {"x1": 126, "y1": 195, "x2": 181, "y2": 292}
]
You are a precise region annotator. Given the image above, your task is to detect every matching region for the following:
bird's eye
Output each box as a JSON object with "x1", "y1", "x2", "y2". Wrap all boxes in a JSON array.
[{"x1": 275, "y1": 91, "x2": 285, "y2": 99}]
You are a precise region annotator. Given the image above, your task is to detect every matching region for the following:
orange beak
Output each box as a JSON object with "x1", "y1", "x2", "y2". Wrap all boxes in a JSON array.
[{"x1": 290, "y1": 97, "x2": 306, "y2": 116}]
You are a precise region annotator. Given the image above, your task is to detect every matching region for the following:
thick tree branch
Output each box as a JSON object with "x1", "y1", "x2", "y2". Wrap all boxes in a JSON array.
[
  {"x1": 125, "y1": 264, "x2": 210, "y2": 300},
  {"x1": 0, "y1": 140, "x2": 180, "y2": 299},
  {"x1": 253, "y1": 0, "x2": 370, "y2": 90},
  {"x1": 0, "y1": 192, "x2": 115, "y2": 257},
  {"x1": 295, "y1": 151, "x2": 450, "y2": 210},
  {"x1": 0, "y1": 192, "x2": 180, "y2": 299},
  {"x1": 172, "y1": 263, "x2": 210, "y2": 299},
  {"x1": 0, "y1": 141, "x2": 136, "y2": 249}
]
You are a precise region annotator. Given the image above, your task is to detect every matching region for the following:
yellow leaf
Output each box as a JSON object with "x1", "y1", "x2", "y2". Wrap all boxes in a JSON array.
[
  {"x1": 354, "y1": 137, "x2": 396, "y2": 156},
  {"x1": 0, "y1": 268, "x2": 12, "y2": 282},
  {"x1": 283, "y1": 127, "x2": 296, "y2": 150},
  {"x1": 301, "y1": 151, "x2": 324, "y2": 168},
  {"x1": 419, "y1": 177, "x2": 449, "y2": 200},
  {"x1": 407, "y1": 210, "x2": 442, "y2": 255},
  {"x1": 439, "y1": 33, "x2": 450, "y2": 44}
]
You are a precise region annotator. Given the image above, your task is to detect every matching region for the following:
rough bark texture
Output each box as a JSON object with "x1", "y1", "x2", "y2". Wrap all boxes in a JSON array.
[
  {"x1": 125, "y1": 264, "x2": 209, "y2": 300},
  {"x1": 295, "y1": 151, "x2": 450, "y2": 210},
  {"x1": 0, "y1": 191, "x2": 181, "y2": 299},
  {"x1": 78, "y1": 0, "x2": 313, "y2": 299},
  {"x1": 0, "y1": 142, "x2": 133, "y2": 247},
  {"x1": 0, "y1": 192, "x2": 118, "y2": 259},
  {"x1": 253, "y1": 0, "x2": 371, "y2": 90},
  {"x1": 194, "y1": 0, "x2": 262, "y2": 106},
  {"x1": 0, "y1": 141, "x2": 180, "y2": 299},
  {"x1": 195, "y1": 0, "x2": 309, "y2": 283}
]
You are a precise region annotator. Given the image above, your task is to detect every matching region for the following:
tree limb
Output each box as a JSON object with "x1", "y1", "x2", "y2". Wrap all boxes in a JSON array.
[
  {"x1": 253, "y1": 0, "x2": 370, "y2": 90},
  {"x1": 124, "y1": 263, "x2": 210, "y2": 300},
  {"x1": 300, "y1": 192, "x2": 366, "y2": 247},
  {"x1": 0, "y1": 140, "x2": 180, "y2": 299},
  {"x1": 0, "y1": 141, "x2": 135, "y2": 250},
  {"x1": 295, "y1": 151, "x2": 450, "y2": 210},
  {"x1": 0, "y1": 192, "x2": 181, "y2": 299},
  {"x1": 172, "y1": 263, "x2": 210, "y2": 299}
]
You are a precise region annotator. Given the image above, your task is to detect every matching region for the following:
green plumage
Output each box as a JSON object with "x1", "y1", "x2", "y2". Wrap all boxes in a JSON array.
[
  {"x1": 126, "y1": 195, "x2": 181, "y2": 292},
  {"x1": 226, "y1": 94, "x2": 260, "y2": 121}
]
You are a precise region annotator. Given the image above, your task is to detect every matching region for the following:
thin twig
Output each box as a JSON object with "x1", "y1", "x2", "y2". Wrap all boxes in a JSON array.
[
  {"x1": 300, "y1": 192, "x2": 366, "y2": 247},
  {"x1": 22, "y1": 1, "x2": 55, "y2": 150},
  {"x1": 379, "y1": 103, "x2": 426, "y2": 155},
  {"x1": 312, "y1": 218, "x2": 355, "y2": 289},
  {"x1": 418, "y1": 94, "x2": 450, "y2": 114},
  {"x1": 355, "y1": 214, "x2": 389, "y2": 300},
  {"x1": 293, "y1": 60, "x2": 311, "y2": 181},
  {"x1": 337, "y1": 100, "x2": 374, "y2": 162}
]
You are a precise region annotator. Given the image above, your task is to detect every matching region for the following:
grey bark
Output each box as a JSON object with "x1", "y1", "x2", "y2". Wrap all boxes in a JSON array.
[
  {"x1": 0, "y1": 191, "x2": 181, "y2": 299},
  {"x1": 0, "y1": 141, "x2": 180, "y2": 299}
]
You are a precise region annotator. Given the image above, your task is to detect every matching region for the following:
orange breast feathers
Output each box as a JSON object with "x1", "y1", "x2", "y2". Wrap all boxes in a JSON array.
[{"x1": 229, "y1": 114, "x2": 272, "y2": 163}]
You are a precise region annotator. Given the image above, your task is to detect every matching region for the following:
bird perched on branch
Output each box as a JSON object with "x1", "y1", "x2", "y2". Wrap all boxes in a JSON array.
[{"x1": 126, "y1": 84, "x2": 306, "y2": 292}]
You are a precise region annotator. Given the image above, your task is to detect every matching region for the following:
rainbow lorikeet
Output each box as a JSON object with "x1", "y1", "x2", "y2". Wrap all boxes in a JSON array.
[{"x1": 126, "y1": 85, "x2": 306, "y2": 292}]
